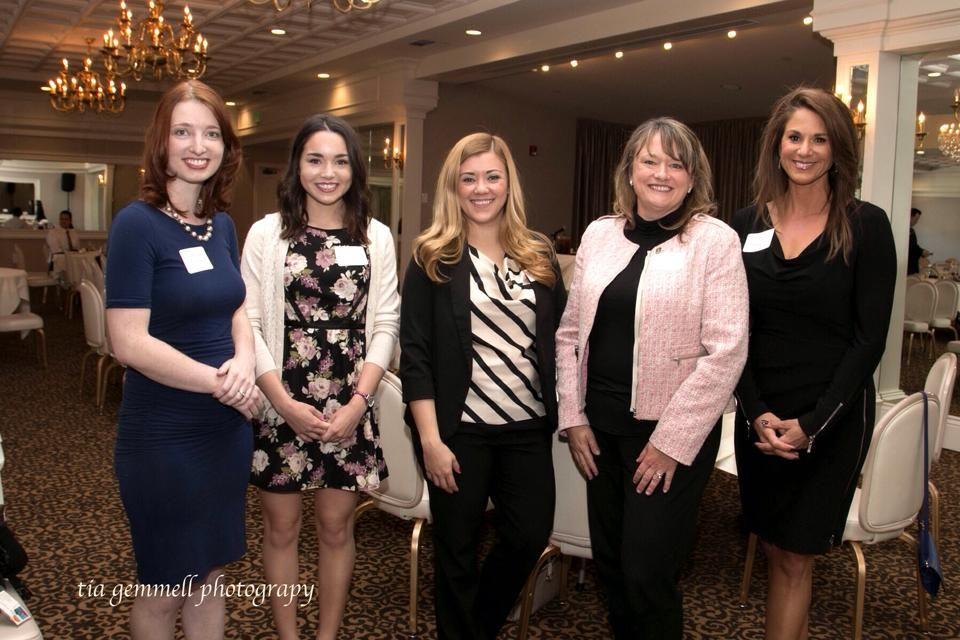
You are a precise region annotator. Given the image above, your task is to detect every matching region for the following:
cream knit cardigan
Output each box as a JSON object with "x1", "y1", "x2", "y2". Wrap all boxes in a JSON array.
[{"x1": 240, "y1": 213, "x2": 400, "y2": 417}]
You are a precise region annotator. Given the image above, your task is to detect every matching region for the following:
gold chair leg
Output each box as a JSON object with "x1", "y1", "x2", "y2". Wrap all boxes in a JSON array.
[
  {"x1": 515, "y1": 545, "x2": 560, "y2": 640},
  {"x1": 406, "y1": 518, "x2": 425, "y2": 639},
  {"x1": 41, "y1": 285, "x2": 47, "y2": 305},
  {"x1": 929, "y1": 481, "x2": 941, "y2": 548},
  {"x1": 739, "y1": 532, "x2": 758, "y2": 607},
  {"x1": 907, "y1": 333, "x2": 914, "y2": 366},
  {"x1": 353, "y1": 499, "x2": 375, "y2": 519},
  {"x1": 35, "y1": 329, "x2": 47, "y2": 368},
  {"x1": 80, "y1": 349, "x2": 96, "y2": 393},
  {"x1": 929, "y1": 331, "x2": 936, "y2": 357},
  {"x1": 100, "y1": 359, "x2": 122, "y2": 411},
  {"x1": 96, "y1": 355, "x2": 108, "y2": 408},
  {"x1": 847, "y1": 541, "x2": 866, "y2": 640},
  {"x1": 900, "y1": 531, "x2": 930, "y2": 632}
]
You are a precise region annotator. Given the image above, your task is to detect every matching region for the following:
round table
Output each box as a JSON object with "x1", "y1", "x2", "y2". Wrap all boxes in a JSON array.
[{"x1": 0, "y1": 268, "x2": 29, "y2": 315}]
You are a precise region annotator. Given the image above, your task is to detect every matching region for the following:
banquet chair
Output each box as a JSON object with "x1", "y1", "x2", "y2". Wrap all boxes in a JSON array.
[
  {"x1": 62, "y1": 253, "x2": 85, "y2": 319},
  {"x1": 739, "y1": 392, "x2": 939, "y2": 640},
  {"x1": 0, "y1": 312, "x2": 46, "y2": 368},
  {"x1": 903, "y1": 281, "x2": 937, "y2": 364},
  {"x1": 11, "y1": 244, "x2": 59, "y2": 306},
  {"x1": 930, "y1": 280, "x2": 958, "y2": 341},
  {"x1": 923, "y1": 352, "x2": 957, "y2": 546},
  {"x1": 354, "y1": 371, "x2": 432, "y2": 638},
  {"x1": 78, "y1": 280, "x2": 110, "y2": 406},
  {"x1": 906, "y1": 274, "x2": 921, "y2": 287},
  {"x1": 515, "y1": 432, "x2": 592, "y2": 639},
  {"x1": 80, "y1": 258, "x2": 105, "y2": 298}
]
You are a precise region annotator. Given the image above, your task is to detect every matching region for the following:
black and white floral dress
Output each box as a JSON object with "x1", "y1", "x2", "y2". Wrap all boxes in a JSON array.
[{"x1": 250, "y1": 226, "x2": 388, "y2": 492}]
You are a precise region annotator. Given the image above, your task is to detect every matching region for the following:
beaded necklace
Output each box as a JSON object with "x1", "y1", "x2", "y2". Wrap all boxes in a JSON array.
[{"x1": 161, "y1": 200, "x2": 213, "y2": 242}]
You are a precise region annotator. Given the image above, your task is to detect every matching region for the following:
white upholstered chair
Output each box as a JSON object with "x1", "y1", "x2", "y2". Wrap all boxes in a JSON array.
[
  {"x1": 923, "y1": 352, "x2": 957, "y2": 546},
  {"x1": 78, "y1": 280, "x2": 110, "y2": 406},
  {"x1": 515, "y1": 432, "x2": 592, "y2": 639},
  {"x1": 11, "y1": 244, "x2": 58, "y2": 306},
  {"x1": 0, "y1": 312, "x2": 46, "y2": 368},
  {"x1": 354, "y1": 371, "x2": 432, "y2": 638},
  {"x1": 739, "y1": 392, "x2": 940, "y2": 640},
  {"x1": 904, "y1": 281, "x2": 937, "y2": 364},
  {"x1": 931, "y1": 280, "x2": 958, "y2": 340}
]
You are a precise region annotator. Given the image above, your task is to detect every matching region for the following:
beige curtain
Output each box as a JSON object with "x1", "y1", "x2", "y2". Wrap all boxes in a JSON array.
[{"x1": 571, "y1": 116, "x2": 766, "y2": 242}]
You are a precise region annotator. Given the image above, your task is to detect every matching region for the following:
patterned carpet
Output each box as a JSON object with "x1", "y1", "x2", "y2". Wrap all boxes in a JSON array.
[{"x1": 1, "y1": 300, "x2": 958, "y2": 639}]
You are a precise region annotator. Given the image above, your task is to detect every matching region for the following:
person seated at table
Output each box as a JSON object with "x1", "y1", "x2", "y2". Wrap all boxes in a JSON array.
[
  {"x1": 46, "y1": 210, "x2": 80, "y2": 255},
  {"x1": 2, "y1": 207, "x2": 26, "y2": 229}
]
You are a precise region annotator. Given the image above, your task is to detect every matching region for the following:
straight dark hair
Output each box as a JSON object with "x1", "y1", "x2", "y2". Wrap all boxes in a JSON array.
[
  {"x1": 754, "y1": 87, "x2": 860, "y2": 263},
  {"x1": 278, "y1": 114, "x2": 370, "y2": 244}
]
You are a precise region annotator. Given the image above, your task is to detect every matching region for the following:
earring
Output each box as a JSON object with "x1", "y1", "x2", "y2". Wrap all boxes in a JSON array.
[
  {"x1": 687, "y1": 186, "x2": 693, "y2": 194},
  {"x1": 629, "y1": 179, "x2": 633, "y2": 186}
]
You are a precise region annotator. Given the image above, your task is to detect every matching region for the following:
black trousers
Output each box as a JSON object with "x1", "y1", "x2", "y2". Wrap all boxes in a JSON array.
[
  {"x1": 587, "y1": 421, "x2": 720, "y2": 640},
  {"x1": 426, "y1": 426, "x2": 555, "y2": 640}
]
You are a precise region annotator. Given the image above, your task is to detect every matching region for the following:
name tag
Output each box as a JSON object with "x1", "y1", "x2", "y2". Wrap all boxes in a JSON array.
[
  {"x1": 179, "y1": 246, "x2": 214, "y2": 274},
  {"x1": 743, "y1": 229, "x2": 775, "y2": 253},
  {"x1": 334, "y1": 245, "x2": 368, "y2": 266}
]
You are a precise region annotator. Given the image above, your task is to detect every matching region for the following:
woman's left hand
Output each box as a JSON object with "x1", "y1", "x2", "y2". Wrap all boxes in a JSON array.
[
  {"x1": 321, "y1": 397, "x2": 366, "y2": 444},
  {"x1": 755, "y1": 418, "x2": 808, "y2": 454},
  {"x1": 633, "y1": 443, "x2": 679, "y2": 495},
  {"x1": 213, "y1": 351, "x2": 258, "y2": 409}
]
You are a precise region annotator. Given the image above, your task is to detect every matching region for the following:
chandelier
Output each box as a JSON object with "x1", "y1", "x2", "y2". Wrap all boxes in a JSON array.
[
  {"x1": 100, "y1": 1, "x2": 209, "y2": 82},
  {"x1": 247, "y1": 0, "x2": 382, "y2": 12},
  {"x1": 43, "y1": 39, "x2": 126, "y2": 114},
  {"x1": 938, "y1": 90, "x2": 960, "y2": 162}
]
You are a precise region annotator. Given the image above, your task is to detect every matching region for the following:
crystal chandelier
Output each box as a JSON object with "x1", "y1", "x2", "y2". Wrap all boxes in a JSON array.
[
  {"x1": 100, "y1": 1, "x2": 209, "y2": 82},
  {"x1": 938, "y1": 90, "x2": 960, "y2": 162},
  {"x1": 247, "y1": 0, "x2": 382, "y2": 12},
  {"x1": 44, "y1": 40, "x2": 126, "y2": 114}
]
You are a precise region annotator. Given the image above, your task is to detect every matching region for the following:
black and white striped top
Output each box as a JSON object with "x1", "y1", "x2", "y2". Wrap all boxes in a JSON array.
[{"x1": 462, "y1": 246, "x2": 546, "y2": 425}]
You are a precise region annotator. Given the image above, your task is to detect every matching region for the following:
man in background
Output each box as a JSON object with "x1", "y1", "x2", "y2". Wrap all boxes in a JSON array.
[
  {"x1": 908, "y1": 207, "x2": 932, "y2": 275},
  {"x1": 46, "y1": 209, "x2": 79, "y2": 255},
  {"x1": 1, "y1": 207, "x2": 26, "y2": 229}
]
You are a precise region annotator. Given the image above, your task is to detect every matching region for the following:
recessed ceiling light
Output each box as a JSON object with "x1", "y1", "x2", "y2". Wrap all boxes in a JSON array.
[
  {"x1": 317, "y1": 72, "x2": 331, "y2": 79},
  {"x1": 663, "y1": 42, "x2": 673, "y2": 50},
  {"x1": 727, "y1": 30, "x2": 737, "y2": 39},
  {"x1": 40, "y1": 86, "x2": 51, "y2": 92},
  {"x1": 570, "y1": 60, "x2": 578, "y2": 68},
  {"x1": 532, "y1": 67, "x2": 539, "y2": 72},
  {"x1": 615, "y1": 50, "x2": 624, "y2": 59},
  {"x1": 465, "y1": 29, "x2": 482, "y2": 36},
  {"x1": 225, "y1": 101, "x2": 237, "y2": 106},
  {"x1": 271, "y1": 28, "x2": 286, "y2": 35},
  {"x1": 803, "y1": 16, "x2": 813, "y2": 26},
  {"x1": 917, "y1": 149, "x2": 925, "y2": 155},
  {"x1": 540, "y1": 64, "x2": 550, "y2": 72},
  {"x1": 928, "y1": 71, "x2": 943, "y2": 77}
]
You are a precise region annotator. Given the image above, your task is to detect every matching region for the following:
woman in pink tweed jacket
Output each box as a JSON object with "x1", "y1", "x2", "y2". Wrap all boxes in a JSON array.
[{"x1": 555, "y1": 117, "x2": 748, "y2": 639}]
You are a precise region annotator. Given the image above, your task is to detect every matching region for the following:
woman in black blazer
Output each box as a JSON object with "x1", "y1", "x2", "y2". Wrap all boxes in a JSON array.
[{"x1": 400, "y1": 133, "x2": 565, "y2": 640}]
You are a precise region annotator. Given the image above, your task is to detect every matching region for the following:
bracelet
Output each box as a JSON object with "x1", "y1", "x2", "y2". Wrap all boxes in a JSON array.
[{"x1": 352, "y1": 389, "x2": 375, "y2": 409}]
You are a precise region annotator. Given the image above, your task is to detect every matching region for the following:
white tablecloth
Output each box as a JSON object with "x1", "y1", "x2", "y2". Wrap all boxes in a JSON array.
[{"x1": 0, "y1": 268, "x2": 29, "y2": 316}]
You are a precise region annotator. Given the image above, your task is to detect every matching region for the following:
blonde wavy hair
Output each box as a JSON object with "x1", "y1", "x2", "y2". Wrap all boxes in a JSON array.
[
  {"x1": 414, "y1": 133, "x2": 556, "y2": 286},
  {"x1": 613, "y1": 117, "x2": 716, "y2": 232}
]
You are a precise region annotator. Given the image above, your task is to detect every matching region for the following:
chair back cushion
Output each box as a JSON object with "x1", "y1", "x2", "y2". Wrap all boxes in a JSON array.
[
  {"x1": 925, "y1": 352, "x2": 957, "y2": 463},
  {"x1": 859, "y1": 393, "x2": 939, "y2": 533},
  {"x1": 366, "y1": 371, "x2": 424, "y2": 510},
  {"x1": 78, "y1": 279, "x2": 105, "y2": 349},
  {"x1": 905, "y1": 281, "x2": 937, "y2": 322},
  {"x1": 550, "y1": 434, "x2": 591, "y2": 552},
  {"x1": 933, "y1": 280, "x2": 958, "y2": 320}
]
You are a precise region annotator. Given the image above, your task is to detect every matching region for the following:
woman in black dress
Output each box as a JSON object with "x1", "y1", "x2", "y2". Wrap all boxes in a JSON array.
[{"x1": 731, "y1": 87, "x2": 896, "y2": 639}]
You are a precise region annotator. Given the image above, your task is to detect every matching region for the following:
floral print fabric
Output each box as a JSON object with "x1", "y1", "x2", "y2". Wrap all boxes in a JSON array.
[{"x1": 250, "y1": 227, "x2": 387, "y2": 492}]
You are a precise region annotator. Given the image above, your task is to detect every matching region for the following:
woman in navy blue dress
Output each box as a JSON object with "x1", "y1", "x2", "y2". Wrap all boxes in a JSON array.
[{"x1": 106, "y1": 80, "x2": 261, "y2": 639}]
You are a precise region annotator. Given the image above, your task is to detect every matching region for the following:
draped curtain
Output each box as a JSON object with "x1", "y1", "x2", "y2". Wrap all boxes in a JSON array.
[{"x1": 571, "y1": 116, "x2": 766, "y2": 244}]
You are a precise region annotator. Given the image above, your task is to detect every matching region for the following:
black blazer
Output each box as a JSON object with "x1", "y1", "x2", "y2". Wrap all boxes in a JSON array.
[{"x1": 399, "y1": 251, "x2": 567, "y2": 443}]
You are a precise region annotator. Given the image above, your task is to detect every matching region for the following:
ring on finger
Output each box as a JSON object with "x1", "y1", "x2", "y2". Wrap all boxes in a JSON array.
[
  {"x1": 655, "y1": 471, "x2": 664, "y2": 480},
  {"x1": 237, "y1": 389, "x2": 245, "y2": 399}
]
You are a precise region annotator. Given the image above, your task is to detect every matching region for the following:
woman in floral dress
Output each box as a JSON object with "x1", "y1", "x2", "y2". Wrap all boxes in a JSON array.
[{"x1": 241, "y1": 114, "x2": 400, "y2": 640}]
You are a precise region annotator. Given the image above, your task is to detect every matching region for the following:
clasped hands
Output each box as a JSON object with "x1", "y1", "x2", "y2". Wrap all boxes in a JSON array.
[
  {"x1": 752, "y1": 412, "x2": 809, "y2": 460},
  {"x1": 566, "y1": 425, "x2": 678, "y2": 495},
  {"x1": 212, "y1": 353, "x2": 261, "y2": 419},
  {"x1": 277, "y1": 395, "x2": 366, "y2": 445}
]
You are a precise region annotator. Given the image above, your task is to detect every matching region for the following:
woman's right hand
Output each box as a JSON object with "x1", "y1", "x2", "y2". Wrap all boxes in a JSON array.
[
  {"x1": 422, "y1": 439, "x2": 461, "y2": 494},
  {"x1": 752, "y1": 412, "x2": 798, "y2": 460},
  {"x1": 566, "y1": 425, "x2": 600, "y2": 480},
  {"x1": 277, "y1": 398, "x2": 328, "y2": 443}
]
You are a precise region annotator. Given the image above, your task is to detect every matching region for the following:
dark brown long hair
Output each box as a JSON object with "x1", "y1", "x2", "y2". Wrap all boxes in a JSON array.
[
  {"x1": 140, "y1": 80, "x2": 241, "y2": 220},
  {"x1": 278, "y1": 114, "x2": 370, "y2": 244},
  {"x1": 754, "y1": 87, "x2": 860, "y2": 263},
  {"x1": 612, "y1": 117, "x2": 716, "y2": 232}
]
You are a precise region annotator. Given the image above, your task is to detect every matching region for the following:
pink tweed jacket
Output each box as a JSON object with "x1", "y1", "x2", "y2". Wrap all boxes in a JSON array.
[{"x1": 556, "y1": 214, "x2": 749, "y2": 466}]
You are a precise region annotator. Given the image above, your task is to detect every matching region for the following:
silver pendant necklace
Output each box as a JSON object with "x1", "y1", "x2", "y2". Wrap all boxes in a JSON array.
[{"x1": 161, "y1": 199, "x2": 213, "y2": 242}]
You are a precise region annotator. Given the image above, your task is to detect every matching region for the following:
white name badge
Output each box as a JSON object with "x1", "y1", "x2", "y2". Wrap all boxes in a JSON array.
[
  {"x1": 179, "y1": 246, "x2": 214, "y2": 274},
  {"x1": 0, "y1": 590, "x2": 31, "y2": 626},
  {"x1": 334, "y1": 245, "x2": 368, "y2": 266},
  {"x1": 743, "y1": 228, "x2": 775, "y2": 253}
]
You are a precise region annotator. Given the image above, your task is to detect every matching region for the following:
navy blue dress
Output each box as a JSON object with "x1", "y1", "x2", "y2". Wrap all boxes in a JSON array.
[{"x1": 106, "y1": 200, "x2": 252, "y2": 585}]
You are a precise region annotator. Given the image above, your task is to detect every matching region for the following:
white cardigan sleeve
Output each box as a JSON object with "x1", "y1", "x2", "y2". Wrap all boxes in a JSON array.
[
  {"x1": 364, "y1": 222, "x2": 400, "y2": 371},
  {"x1": 240, "y1": 218, "x2": 279, "y2": 378}
]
